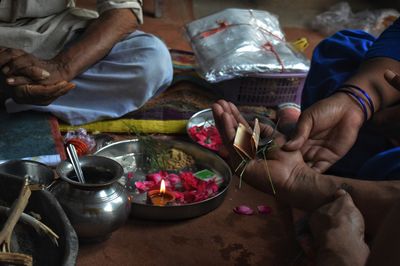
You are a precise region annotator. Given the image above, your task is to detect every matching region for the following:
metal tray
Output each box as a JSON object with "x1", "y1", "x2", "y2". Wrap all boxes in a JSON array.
[{"x1": 94, "y1": 138, "x2": 232, "y2": 220}]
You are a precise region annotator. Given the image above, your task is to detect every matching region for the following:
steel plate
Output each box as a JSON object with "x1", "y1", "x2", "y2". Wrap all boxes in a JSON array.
[{"x1": 95, "y1": 138, "x2": 232, "y2": 220}]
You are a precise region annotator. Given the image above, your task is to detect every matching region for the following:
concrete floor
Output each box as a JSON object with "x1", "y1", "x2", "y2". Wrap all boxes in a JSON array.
[{"x1": 193, "y1": 0, "x2": 397, "y2": 27}]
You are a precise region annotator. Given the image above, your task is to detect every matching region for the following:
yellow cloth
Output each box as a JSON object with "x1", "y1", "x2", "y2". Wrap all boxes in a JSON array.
[{"x1": 59, "y1": 119, "x2": 188, "y2": 134}]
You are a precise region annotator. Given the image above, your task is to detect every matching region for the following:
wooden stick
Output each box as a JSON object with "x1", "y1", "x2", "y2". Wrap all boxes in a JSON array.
[
  {"x1": 0, "y1": 206, "x2": 59, "y2": 246},
  {"x1": 0, "y1": 179, "x2": 31, "y2": 252},
  {"x1": 0, "y1": 251, "x2": 33, "y2": 266}
]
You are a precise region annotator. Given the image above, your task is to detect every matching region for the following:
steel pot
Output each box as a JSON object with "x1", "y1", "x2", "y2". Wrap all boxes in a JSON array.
[{"x1": 51, "y1": 155, "x2": 131, "y2": 242}]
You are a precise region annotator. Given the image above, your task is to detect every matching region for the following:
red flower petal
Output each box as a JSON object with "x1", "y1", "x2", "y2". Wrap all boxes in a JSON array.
[
  {"x1": 188, "y1": 125, "x2": 222, "y2": 151},
  {"x1": 257, "y1": 205, "x2": 272, "y2": 215},
  {"x1": 127, "y1": 172, "x2": 134, "y2": 180},
  {"x1": 233, "y1": 205, "x2": 254, "y2": 215}
]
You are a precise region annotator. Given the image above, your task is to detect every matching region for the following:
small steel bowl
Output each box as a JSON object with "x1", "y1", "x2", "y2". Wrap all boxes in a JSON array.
[
  {"x1": 186, "y1": 108, "x2": 220, "y2": 151},
  {"x1": 186, "y1": 108, "x2": 276, "y2": 151},
  {"x1": 187, "y1": 108, "x2": 215, "y2": 133},
  {"x1": 0, "y1": 159, "x2": 54, "y2": 186}
]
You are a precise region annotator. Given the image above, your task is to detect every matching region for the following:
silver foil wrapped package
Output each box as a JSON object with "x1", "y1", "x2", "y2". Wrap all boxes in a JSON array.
[{"x1": 185, "y1": 8, "x2": 310, "y2": 83}]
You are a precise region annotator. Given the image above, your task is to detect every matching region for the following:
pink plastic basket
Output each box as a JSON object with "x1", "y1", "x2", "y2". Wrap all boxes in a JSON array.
[{"x1": 217, "y1": 72, "x2": 307, "y2": 107}]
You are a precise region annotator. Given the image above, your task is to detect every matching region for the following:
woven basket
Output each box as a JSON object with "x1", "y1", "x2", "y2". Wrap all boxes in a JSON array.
[{"x1": 217, "y1": 72, "x2": 307, "y2": 106}]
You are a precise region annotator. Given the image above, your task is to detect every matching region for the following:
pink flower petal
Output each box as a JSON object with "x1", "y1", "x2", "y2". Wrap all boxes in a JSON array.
[
  {"x1": 233, "y1": 205, "x2": 254, "y2": 215},
  {"x1": 257, "y1": 205, "x2": 272, "y2": 215},
  {"x1": 135, "y1": 181, "x2": 156, "y2": 192},
  {"x1": 168, "y1": 173, "x2": 181, "y2": 186},
  {"x1": 146, "y1": 171, "x2": 163, "y2": 183}
]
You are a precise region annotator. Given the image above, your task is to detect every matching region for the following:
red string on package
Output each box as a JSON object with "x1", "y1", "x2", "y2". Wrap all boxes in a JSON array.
[
  {"x1": 192, "y1": 19, "x2": 286, "y2": 72},
  {"x1": 193, "y1": 20, "x2": 284, "y2": 41},
  {"x1": 262, "y1": 42, "x2": 285, "y2": 72}
]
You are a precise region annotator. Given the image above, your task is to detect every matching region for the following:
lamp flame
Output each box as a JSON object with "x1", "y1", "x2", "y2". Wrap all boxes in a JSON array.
[{"x1": 160, "y1": 179, "x2": 166, "y2": 194}]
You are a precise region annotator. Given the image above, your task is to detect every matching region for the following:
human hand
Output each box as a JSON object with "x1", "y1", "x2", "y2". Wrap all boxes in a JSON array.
[
  {"x1": 3, "y1": 81, "x2": 76, "y2": 106},
  {"x1": 212, "y1": 100, "x2": 319, "y2": 206},
  {"x1": 0, "y1": 48, "x2": 69, "y2": 86},
  {"x1": 310, "y1": 189, "x2": 369, "y2": 266},
  {"x1": 283, "y1": 92, "x2": 365, "y2": 173},
  {"x1": 370, "y1": 70, "x2": 400, "y2": 146}
]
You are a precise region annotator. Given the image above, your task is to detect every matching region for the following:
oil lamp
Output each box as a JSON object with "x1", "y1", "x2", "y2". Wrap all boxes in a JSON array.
[{"x1": 148, "y1": 179, "x2": 175, "y2": 206}]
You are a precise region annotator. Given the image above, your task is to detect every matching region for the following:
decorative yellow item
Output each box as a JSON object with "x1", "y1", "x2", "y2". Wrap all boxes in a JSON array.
[
  {"x1": 291, "y1": 37, "x2": 309, "y2": 53},
  {"x1": 59, "y1": 119, "x2": 188, "y2": 134}
]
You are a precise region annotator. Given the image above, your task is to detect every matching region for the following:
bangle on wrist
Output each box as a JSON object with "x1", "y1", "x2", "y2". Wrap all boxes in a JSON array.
[
  {"x1": 336, "y1": 89, "x2": 368, "y2": 122},
  {"x1": 337, "y1": 84, "x2": 375, "y2": 119}
]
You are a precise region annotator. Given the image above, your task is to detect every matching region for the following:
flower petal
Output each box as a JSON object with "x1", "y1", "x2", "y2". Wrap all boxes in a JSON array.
[
  {"x1": 233, "y1": 205, "x2": 254, "y2": 215},
  {"x1": 257, "y1": 205, "x2": 272, "y2": 215}
]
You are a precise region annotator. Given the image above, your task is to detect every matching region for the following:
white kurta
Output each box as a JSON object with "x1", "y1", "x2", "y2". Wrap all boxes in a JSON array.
[
  {"x1": 0, "y1": 0, "x2": 143, "y2": 59},
  {"x1": 1, "y1": 0, "x2": 173, "y2": 126}
]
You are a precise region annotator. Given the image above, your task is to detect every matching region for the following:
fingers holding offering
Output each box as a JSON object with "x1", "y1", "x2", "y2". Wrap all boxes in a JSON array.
[
  {"x1": 212, "y1": 101, "x2": 236, "y2": 145},
  {"x1": 227, "y1": 101, "x2": 250, "y2": 128}
]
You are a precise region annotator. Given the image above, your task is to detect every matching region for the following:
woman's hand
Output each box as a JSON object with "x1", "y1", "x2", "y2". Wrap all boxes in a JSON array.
[
  {"x1": 283, "y1": 92, "x2": 365, "y2": 173},
  {"x1": 370, "y1": 70, "x2": 400, "y2": 146}
]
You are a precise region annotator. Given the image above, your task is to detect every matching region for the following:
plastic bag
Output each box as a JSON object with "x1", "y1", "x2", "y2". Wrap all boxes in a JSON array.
[
  {"x1": 185, "y1": 8, "x2": 310, "y2": 83},
  {"x1": 311, "y1": 2, "x2": 400, "y2": 37}
]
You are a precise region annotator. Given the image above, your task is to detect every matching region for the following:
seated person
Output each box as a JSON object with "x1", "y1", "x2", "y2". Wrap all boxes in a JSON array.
[
  {"x1": 0, "y1": 0, "x2": 173, "y2": 125},
  {"x1": 212, "y1": 98, "x2": 394, "y2": 265},
  {"x1": 213, "y1": 15, "x2": 400, "y2": 265},
  {"x1": 284, "y1": 17, "x2": 400, "y2": 179},
  {"x1": 211, "y1": 71, "x2": 400, "y2": 265}
]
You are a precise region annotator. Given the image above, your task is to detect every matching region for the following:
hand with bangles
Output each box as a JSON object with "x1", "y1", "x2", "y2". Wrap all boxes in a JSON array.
[
  {"x1": 0, "y1": 48, "x2": 75, "y2": 105},
  {"x1": 282, "y1": 67, "x2": 400, "y2": 175},
  {"x1": 282, "y1": 90, "x2": 366, "y2": 173},
  {"x1": 212, "y1": 99, "x2": 400, "y2": 265}
]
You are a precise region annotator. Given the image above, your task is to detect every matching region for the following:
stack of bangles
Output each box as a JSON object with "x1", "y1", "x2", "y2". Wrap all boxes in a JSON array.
[{"x1": 336, "y1": 84, "x2": 375, "y2": 121}]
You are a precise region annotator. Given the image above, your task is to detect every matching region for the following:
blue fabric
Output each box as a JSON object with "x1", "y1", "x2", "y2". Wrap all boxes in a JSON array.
[
  {"x1": 5, "y1": 30, "x2": 173, "y2": 126},
  {"x1": 301, "y1": 30, "x2": 376, "y2": 110},
  {"x1": 302, "y1": 28, "x2": 399, "y2": 180},
  {"x1": 358, "y1": 147, "x2": 400, "y2": 180},
  {"x1": 365, "y1": 18, "x2": 400, "y2": 61}
]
